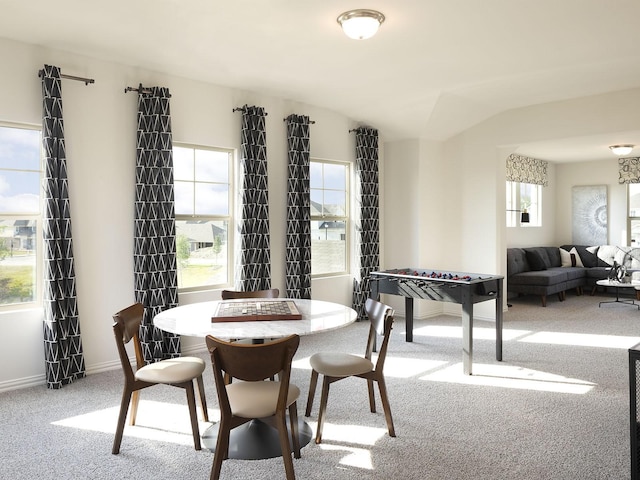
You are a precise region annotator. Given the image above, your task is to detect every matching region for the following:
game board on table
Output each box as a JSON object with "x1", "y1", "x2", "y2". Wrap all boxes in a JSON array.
[{"x1": 212, "y1": 299, "x2": 302, "y2": 322}]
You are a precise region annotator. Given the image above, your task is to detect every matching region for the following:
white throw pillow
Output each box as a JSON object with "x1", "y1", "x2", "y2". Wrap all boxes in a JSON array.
[{"x1": 559, "y1": 247, "x2": 584, "y2": 267}]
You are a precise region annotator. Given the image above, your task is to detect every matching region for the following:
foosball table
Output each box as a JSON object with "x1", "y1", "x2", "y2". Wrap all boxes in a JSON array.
[{"x1": 370, "y1": 268, "x2": 504, "y2": 375}]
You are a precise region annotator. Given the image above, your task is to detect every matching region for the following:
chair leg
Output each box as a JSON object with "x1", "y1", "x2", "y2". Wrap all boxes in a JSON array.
[
  {"x1": 185, "y1": 382, "x2": 202, "y2": 451},
  {"x1": 112, "y1": 388, "x2": 133, "y2": 454},
  {"x1": 376, "y1": 377, "x2": 396, "y2": 437},
  {"x1": 305, "y1": 369, "x2": 319, "y2": 417},
  {"x1": 289, "y1": 402, "x2": 301, "y2": 459},
  {"x1": 129, "y1": 390, "x2": 141, "y2": 426},
  {"x1": 315, "y1": 376, "x2": 331, "y2": 444},
  {"x1": 210, "y1": 419, "x2": 230, "y2": 480},
  {"x1": 275, "y1": 411, "x2": 296, "y2": 480},
  {"x1": 367, "y1": 378, "x2": 376, "y2": 413},
  {"x1": 196, "y1": 374, "x2": 209, "y2": 422}
]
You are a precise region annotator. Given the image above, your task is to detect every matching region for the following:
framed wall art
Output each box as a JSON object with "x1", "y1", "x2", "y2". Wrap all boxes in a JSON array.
[{"x1": 572, "y1": 185, "x2": 607, "y2": 245}]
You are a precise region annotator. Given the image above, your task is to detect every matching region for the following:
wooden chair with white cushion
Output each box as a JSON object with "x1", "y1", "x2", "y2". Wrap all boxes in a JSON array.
[
  {"x1": 305, "y1": 297, "x2": 396, "y2": 444},
  {"x1": 205, "y1": 334, "x2": 301, "y2": 480},
  {"x1": 111, "y1": 302, "x2": 209, "y2": 454}
]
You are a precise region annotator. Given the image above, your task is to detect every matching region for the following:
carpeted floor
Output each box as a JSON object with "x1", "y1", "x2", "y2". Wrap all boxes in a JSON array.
[{"x1": 2, "y1": 291, "x2": 637, "y2": 479}]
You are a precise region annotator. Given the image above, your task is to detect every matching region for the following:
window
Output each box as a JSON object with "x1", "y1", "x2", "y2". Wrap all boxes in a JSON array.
[
  {"x1": 506, "y1": 181, "x2": 541, "y2": 227},
  {"x1": 628, "y1": 184, "x2": 640, "y2": 246},
  {"x1": 310, "y1": 160, "x2": 349, "y2": 276},
  {"x1": 0, "y1": 124, "x2": 42, "y2": 307},
  {"x1": 173, "y1": 144, "x2": 233, "y2": 291}
]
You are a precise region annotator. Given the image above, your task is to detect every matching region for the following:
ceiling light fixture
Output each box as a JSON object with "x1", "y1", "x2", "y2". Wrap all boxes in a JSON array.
[
  {"x1": 337, "y1": 9, "x2": 385, "y2": 40},
  {"x1": 609, "y1": 144, "x2": 635, "y2": 156}
]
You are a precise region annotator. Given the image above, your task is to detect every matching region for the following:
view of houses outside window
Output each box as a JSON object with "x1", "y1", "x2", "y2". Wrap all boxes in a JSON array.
[
  {"x1": 310, "y1": 160, "x2": 349, "y2": 275},
  {"x1": 173, "y1": 144, "x2": 232, "y2": 291},
  {"x1": 0, "y1": 125, "x2": 41, "y2": 306}
]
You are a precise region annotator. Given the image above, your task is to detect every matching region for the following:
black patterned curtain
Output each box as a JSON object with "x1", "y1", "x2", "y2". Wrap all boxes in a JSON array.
[
  {"x1": 285, "y1": 114, "x2": 311, "y2": 299},
  {"x1": 133, "y1": 85, "x2": 180, "y2": 363},
  {"x1": 239, "y1": 106, "x2": 272, "y2": 291},
  {"x1": 352, "y1": 127, "x2": 380, "y2": 321},
  {"x1": 40, "y1": 64, "x2": 85, "y2": 389}
]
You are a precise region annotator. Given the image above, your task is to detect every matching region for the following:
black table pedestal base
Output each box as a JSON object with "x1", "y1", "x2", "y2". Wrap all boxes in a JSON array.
[{"x1": 202, "y1": 418, "x2": 313, "y2": 460}]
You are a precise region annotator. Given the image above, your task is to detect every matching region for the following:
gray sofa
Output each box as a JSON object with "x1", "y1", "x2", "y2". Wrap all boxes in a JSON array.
[{"x1": 506, "y1": 244, "x2": 639, "y2": 306}]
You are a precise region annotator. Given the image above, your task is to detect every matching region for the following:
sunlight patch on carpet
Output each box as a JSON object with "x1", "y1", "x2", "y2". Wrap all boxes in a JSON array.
[
  {"x1": 412, "y1": 325, "x2": 530, "y2": 341},
  {"x1": 318, "y1": 443, "x2": 374, "y2": 470},
  {"x1": 308, "y1": 421, "x2": 386, "y2": 446},
  {"x1": 51, "y1": 400, "x2": 215, "y2": 446},
  {"x1": 421, "y1": 363, "x2": 594, "y2": 394},
  {"x1": 517, "y1": 331, "x2": 640, "y2": 349}
]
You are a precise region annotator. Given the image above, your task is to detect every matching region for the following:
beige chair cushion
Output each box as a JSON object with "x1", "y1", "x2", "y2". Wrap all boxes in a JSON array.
[
  {"x1": 135, "y1": 356, "x2": 205, "y2": 384},
  {"x1": 310, "y1": 352, "x2": 373, "y2": 377},
  {"x1": 227, "y1": 381, "x2": 300, "y2": 418}
]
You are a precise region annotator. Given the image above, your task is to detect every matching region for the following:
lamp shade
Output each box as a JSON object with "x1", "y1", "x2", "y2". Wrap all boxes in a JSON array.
[
  {"x1": 610, "y1": 145, "x2": 634, "y2": 156},
  {"x1": 337, "y1": 9, "x2": 385, "y2": 40}
]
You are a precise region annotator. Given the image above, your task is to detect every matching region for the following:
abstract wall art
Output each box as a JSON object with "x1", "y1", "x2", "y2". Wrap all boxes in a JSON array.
[{"x1": 572, "y1": 185, "x2": 607, "y2": 245}]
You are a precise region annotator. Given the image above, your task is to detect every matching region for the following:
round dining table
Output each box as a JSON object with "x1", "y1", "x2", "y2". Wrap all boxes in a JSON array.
[{"x1": 153, "y1": 298, "x2": 358, "y2": 459}]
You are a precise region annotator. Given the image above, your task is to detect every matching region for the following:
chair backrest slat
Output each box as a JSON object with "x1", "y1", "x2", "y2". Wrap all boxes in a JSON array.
[
  {"x1": 206, "y1": 334, "x2": 299, "y2": 382},
  {"x1": 221, "y1": 288, "x2": 280, "y2": 300},
  {"x1": 364, "y1": 298, "x2": 394, "y2": 368}
]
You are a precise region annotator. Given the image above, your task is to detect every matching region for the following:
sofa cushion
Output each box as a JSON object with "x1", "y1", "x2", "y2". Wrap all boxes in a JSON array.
[
  {"x1": 506, "y1": 248, "x2": 528, "y2": 276},
  {"x1": 560, "y1": 247, "x2": 584, "y2": 267},
  {"x1": 597, "y1": 245, "x2": 617, "y2": 267},
  {"x1": 508, "y1": 269, "x2": 568, "y2": 286},
  {"x1": 526, "y1": 250, "x2": 547, "y2": 271}
]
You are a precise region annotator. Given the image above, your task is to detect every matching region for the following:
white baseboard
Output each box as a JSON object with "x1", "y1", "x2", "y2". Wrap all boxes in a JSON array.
[{"x1": 0, "y1": 374, "x2": 46, "y2": 393}]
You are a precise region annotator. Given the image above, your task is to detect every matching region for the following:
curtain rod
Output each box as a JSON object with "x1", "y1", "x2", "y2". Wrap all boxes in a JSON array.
[
  {"x1": 38, "y1": 70, "x2": 95, "y2": 86},
  {"x1": 283, "y1": 117, "x2": 315, "y2": 124},
  {"x1": 232, "y1": 107, "x2": 268, "y2": 116}
]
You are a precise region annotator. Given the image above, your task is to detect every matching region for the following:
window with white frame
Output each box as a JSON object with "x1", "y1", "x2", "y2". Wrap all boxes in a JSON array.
[
  {"x1": 0, "y1": 124, "x2": 42, "y2": 307},
  {"x1": 310, "y1": 160, "x2": 349, "y2": 276},
  {"x1": 173, "y1": 144, "x2": 233, "y2": 291},
  {"x1": 628, "y1": 184, "x2": 640, "y2": 246},
  {"x1": 506, "y1": 181, "x2": 542, "y2": 227}
]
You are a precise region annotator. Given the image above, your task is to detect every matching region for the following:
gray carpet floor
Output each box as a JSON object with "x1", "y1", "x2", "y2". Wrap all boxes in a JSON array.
[{"x1": 2, "y1": 291, "x2": 636, "y2": 479}]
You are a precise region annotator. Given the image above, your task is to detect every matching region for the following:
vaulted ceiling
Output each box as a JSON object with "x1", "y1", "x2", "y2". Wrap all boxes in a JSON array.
[{"x1": 2, "y1": 0, "x2": 640, "y2": 161}]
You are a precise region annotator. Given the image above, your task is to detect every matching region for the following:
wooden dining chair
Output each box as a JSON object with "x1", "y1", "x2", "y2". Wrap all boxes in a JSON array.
[
  {"x1": 221, "y1": 288, "x2": 280, "y2": 299},
  {"x1": 206, "y1": 334, "x2": 301, "y2": 480},
  {"x1": 111, "y1": 302, "x2": 209, "y2": 454},
  {"x1": 305, "y1": 297, "x2": 396, "y2": 444}
]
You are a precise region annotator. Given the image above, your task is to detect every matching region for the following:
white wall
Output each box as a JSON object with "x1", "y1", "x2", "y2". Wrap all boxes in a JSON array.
[{"x1": 0, "y1": 38, "x2": 367, "y2": 390}]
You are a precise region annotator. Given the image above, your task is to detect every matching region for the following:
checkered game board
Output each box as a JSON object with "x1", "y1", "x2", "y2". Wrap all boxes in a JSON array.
[{"x1": 212, "y1": 300, "x2": 302, "y2": 322}]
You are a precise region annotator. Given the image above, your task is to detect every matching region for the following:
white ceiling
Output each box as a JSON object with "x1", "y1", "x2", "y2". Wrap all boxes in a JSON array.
[{"x1": 2, "y1": 0, "x2": 640, "y2": 162}]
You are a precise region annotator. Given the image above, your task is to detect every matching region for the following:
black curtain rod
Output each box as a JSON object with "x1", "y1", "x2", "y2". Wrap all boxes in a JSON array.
[
  {"x1": 38, "y1": 70, "x2": 95, "y2": 85},
  {"x1": 124, "y1": 86, "x2": 153, "y2": 95},
  {"x1": 232, "y1": 107, "x2": 268, "y2": 115},
  {"x1": 283, "y1": 117, "x2": 315, "y2": 124}
]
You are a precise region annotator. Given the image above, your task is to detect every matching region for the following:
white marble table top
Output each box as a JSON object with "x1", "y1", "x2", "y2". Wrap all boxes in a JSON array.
[
  {"x1": 596, "y1": 279, "x2": 640, "y2": 289},
  {"x1": 153, "y1": 298, "x2": 358, "y2": 339}
]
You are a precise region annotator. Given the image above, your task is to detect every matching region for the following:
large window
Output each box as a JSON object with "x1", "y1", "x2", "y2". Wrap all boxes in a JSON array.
[
  {"x1": 310, "y1": 160, "x2": 349, "y2": 276},
  {"x1": 0, "y1": 124, "x2": 42, "y2": 307},
  {"x1": 628, "y1": 184, "x2": 640, "y2": 246},
  {"x1": 173, "y1": 144, "x2": 233, "y2": 291},
  {"x1": 506, "y1": 181, "x2": 541, "y2": 227}
]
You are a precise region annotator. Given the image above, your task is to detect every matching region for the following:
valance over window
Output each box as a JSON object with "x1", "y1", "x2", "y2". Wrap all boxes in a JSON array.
[
  {"x1": 506, "y1": 154, "x2": 548, "y2": 186},
  {"x1": 618, "y1": 157, "x2": 640, "y2": 184}
]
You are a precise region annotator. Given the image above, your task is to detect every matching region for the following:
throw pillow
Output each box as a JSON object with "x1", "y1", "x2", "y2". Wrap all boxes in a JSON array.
[
  {"x1": 526, "y1": 250, "x2": 547, "y2": 271},
  {"x1": 560, "y1": 247, "x2": 584, "y2": 267}
]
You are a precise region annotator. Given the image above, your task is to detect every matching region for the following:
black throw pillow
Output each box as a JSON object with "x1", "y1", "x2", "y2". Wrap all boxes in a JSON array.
[{"x1": 526, "y1": 250, "x2": 547, "y2": 271}]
